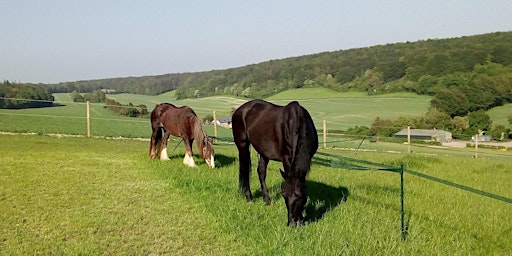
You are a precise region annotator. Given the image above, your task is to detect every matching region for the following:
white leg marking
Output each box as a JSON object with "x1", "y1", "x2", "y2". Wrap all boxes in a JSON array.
[
  {"x1": 209, "y1": 155, "x2": 215, "y2": 168},
  {"x1": 183, "y1": 153, "x2": 197, "y2": 167},
  {"x1": 160, "y1": 146, "x2": 169, "y2": 160}
]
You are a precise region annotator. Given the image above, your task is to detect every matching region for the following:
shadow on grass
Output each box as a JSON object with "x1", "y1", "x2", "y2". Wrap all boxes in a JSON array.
[
  {"x1": 251, "y1": 180, "x2": 349, "y2": 225},
  {"x1": 305, "y1": 180, "x2": 349, "y2": 223}
]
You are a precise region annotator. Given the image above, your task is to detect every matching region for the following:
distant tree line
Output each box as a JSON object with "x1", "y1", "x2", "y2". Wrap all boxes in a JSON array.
[
  {"x1": 45, "y1": 32, "x2": 512, "y2": 100},
  {"x1": 0, "y1": 81, "x2": 54, "y2": 109},
  {"x1": 69, "y1": 90, "x2": 148, "y2": 117},
  {"x1": 45, "y1": 32, "x2": 512, "y2": 115},
  {"x1": 4, "y1": 32, "x2": 512, "y2": 138}
]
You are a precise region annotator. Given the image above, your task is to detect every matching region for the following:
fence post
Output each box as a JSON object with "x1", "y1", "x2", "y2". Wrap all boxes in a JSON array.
[
  {"x1": 213, "y1": 110, "x2": 217, "y2": 142},
  {"x1": 400, "y1": 164, "x2": 405, "y2": 241},
  {"x1": 474, "y1": 134, "x2": 478, "y2": 158},
  {"x1": 323, "y1": 120, "x2": 327, "y2": 149},
  {"x1": 86, "y1": 101, "x2": 91, "y2": 138},
  {"x1": 407, "y1": 126, "x2": 411, "y2": 153}
]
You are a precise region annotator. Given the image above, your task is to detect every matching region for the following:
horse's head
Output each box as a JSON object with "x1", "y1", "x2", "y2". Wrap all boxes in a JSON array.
[
  {"x1": 280, "y1": 169, "x2": 306, "y2": 227},
  {"x1": 201, "y1": 137, "x2": 215, "y2": 168}
]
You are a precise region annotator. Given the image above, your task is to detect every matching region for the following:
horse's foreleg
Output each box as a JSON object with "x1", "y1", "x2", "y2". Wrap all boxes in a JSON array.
[
  {"x1": 159, "y1": 132, "x2": 170, "y2": 160},
  {"x1": 257, "y1": 155, "x2": 271, "y2": 205},
  {"x1": 182, "y1": 138, "x2": 197, "y2": 167}
]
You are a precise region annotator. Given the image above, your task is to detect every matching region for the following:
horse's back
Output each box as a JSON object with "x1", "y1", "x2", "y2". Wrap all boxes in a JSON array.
[
  {"x1": 151, "y1": 103, "x2": 198, "y2": 136},
  {"x1": 232, "y1": 99, "x2": 317, "y2": 163}
]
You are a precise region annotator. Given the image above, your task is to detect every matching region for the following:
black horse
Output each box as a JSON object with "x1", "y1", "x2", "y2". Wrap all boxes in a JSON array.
[{"x1": 232, "y1": 99, "x2": 318, "y2": 226}]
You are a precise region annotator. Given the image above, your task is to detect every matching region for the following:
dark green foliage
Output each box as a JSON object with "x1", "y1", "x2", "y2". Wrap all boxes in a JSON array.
[
  {"x1": 104, "y1": 98, "x2": 147, "y2": 117},
  {"x1": 369, "y1": 117, "x2": 401, "y2": 137},
  {"x1": 346, "y1": 125, "x2": 370, "y2": 136},
  {"x1": 44, "y1": 32, "x2": 512, "y2": 102},
  {"x1": 84, "y1": 90, "x2": 106, "y2": 103},
  {"x1": 70, "y1": 90, "x2": 84, "y2": 102},
  {"x1": 467, "y1": 110, "x2": 492, "y2": 135},
  {"x1": 0, "y1": 81, "x2": 54, "y2": 109},
  {"x1": 431, "y1": 88, "x2": 470, "y2": 117}
]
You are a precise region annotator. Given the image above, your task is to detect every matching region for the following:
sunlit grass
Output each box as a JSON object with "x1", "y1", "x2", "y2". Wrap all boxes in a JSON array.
[
  {"x1": 0, "y1": 135, "x2": 229, "y2": 255},
  {"x1": 3, "y1": 134, "x2": 510, "y2": 254}
]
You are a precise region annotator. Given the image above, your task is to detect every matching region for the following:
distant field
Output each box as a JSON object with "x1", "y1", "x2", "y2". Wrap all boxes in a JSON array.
[
  {"x1": 1, "y1": 88, "x2": 510, "y2": 137},
  {"x1": 488, "y1": 104, "x2": 512, "y2": 127},
  {"x1": 89, "y1": 88, "x2": 432, "y2": 132}
]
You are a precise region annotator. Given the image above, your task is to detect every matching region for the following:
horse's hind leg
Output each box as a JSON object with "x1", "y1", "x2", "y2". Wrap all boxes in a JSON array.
[
  {"x1": 257, "y1": 155, "x2": 271, "y2": 205},
  {"x1": 159, "y1": 131, "x2": 170, "y2": 160},
  {"x1": 182, "y1": 138, "x2": 197, "y2": 167},
  {"x1": 149, "y1": 127, "x2": 161, "y2": 159}
]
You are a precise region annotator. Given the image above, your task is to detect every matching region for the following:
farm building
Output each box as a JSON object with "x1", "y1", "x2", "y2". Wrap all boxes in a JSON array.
[
  {"x1": 216, "y1": 117, "x2": 232, "y2": 128},
  {"x1": 394, "y1": 129, "x2": 452, "y2": 143}
]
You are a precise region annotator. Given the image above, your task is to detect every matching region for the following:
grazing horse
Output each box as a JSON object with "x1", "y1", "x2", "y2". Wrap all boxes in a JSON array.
[
  {"x1": 232, "y1": 99, "x2": 318, "y2": 226},
  {"x1": 149, "y1": 103, "x2": 215, "y2": 168}
]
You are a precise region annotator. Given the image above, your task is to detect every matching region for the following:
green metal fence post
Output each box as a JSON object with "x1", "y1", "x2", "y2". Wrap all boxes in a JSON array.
[{"x1": 400, "y1": 163, "x2": 405, "y2": 241}]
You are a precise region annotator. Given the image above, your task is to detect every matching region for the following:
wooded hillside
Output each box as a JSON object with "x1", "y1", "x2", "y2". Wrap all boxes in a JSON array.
[
  {"x1": 46, "y1": 32, "x2": 511, "y2": 97},
  {"x1": 7, "y1": 31, "x2": 512, "y2": 118}
]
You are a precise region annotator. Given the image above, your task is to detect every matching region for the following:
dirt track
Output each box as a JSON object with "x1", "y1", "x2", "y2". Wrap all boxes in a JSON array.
[{"x1": 443, "y1": 140, "x2": 512, "y2": 148}]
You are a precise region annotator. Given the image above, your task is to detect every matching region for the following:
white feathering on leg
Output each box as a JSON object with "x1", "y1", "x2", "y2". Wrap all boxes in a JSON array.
[
  {"x1": 160, "y1": 146, "x2": 169, "y2": 160},
  {"x1": 210, "y1": 155, "x2": 215, "y2": 168},
  {"x1": 183, "y1": 153, "x2": 197, "y2": 167}
]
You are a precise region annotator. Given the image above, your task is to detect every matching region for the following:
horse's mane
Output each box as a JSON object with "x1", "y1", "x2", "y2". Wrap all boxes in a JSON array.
[
  {"x1": 190, "y1": 112, "x2": 208, "y2": 158},
  {"x1": 284, "y1": 102, "x2": 318, "y2": 178}
]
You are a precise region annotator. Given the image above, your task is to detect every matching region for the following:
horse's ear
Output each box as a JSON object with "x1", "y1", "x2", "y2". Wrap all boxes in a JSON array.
[{"x1": 280, "y1": 169, "x2": 287, "y2": 179}]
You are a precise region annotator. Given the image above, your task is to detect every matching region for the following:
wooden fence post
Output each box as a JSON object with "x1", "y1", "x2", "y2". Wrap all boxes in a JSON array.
[
  {"x1": 323, "y1": 120, "x2": 327, "y2": 149},
  {"x1": 86, "y1": 101, "x2": 91, "y2": 138},
  {"x1": 407, "y1": 126, "x2": 411, "y2": 153},
  {"x1": 213, "y1": 110, "x2": 217, "y2": 142},
  {"x1": 474, "y1": 134, "x2": 478, "y2": 158}
]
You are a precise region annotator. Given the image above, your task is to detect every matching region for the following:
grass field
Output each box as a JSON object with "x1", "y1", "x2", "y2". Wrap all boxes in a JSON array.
[
  {"x1": 488, "y1": 103, "x2": 512, "y2": 127},
  {"x1": 0, "y1": 88, "x2": 432, "y2": 137},
  {"x1": 1, "y1": 134, "x2": 511, "y2": 255}
]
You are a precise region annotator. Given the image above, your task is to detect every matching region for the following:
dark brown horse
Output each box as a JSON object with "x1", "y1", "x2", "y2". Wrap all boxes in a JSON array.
[
  {"x1": 232, "y1": 99, "x2": 318, "y2": 226},
  {"x1": 149, "y1": 103, "x2": 215, "y2": 168}
]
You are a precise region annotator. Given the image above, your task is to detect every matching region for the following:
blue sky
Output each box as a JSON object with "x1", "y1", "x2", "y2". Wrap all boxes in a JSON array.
[{"x1": 1, "y1": 0, "x2": 511, "y2": 84}]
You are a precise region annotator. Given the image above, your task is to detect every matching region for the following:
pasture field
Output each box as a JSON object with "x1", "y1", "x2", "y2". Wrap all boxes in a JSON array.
[
  {"x1": 0, "y1": 88, "x2": 432, "y2": 137},
  {"x1": 1, "y1": 134, "x2": 511, "y2": 255},
  {"x1": 488, "y1": 103, "x2": 512, "y2": 127}
]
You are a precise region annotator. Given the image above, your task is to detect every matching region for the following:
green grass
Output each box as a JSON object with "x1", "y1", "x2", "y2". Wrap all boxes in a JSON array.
[
  {"x1": 0, "y1": 88, "x2": 431, "y2": 137},
  {"x1": 2, "y1": 88, "x2": 511, "y2": 136},
  {"x1": 0, "y1": 135, "x2": 230, "y2": 255},
  {"x1": 488, "y1": 103, "x2": 512, "y2": 128},
  {"x1": 1, "y1": 134, "x2": 511, "y2": 255}
]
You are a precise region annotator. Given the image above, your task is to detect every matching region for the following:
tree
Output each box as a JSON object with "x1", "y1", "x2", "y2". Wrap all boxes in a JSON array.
[
  {"x1": 70, "y1": 90, "x2": 84, "y2": 102},
  {"x1": 467, "y1": 110, "x2": 492, "y2": 136},
  {"x1": 489, "y1": 124, "x2": 508, "y2": 141},
  {"x1": 369, "y1": 117, "x2": 399, "y2": 137},
  {"x1": 241, "y1": 87, "x2": 251, "y2": 98},
  {"x1": 424, "y1": 107, "x2": 452, "y2": 129},
  {"x1": 431, "y1": 88, "x2": 470, "y2": 117},
  {"x1": 451, "y1": 116, "x2": 469, "y2": 133}
]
